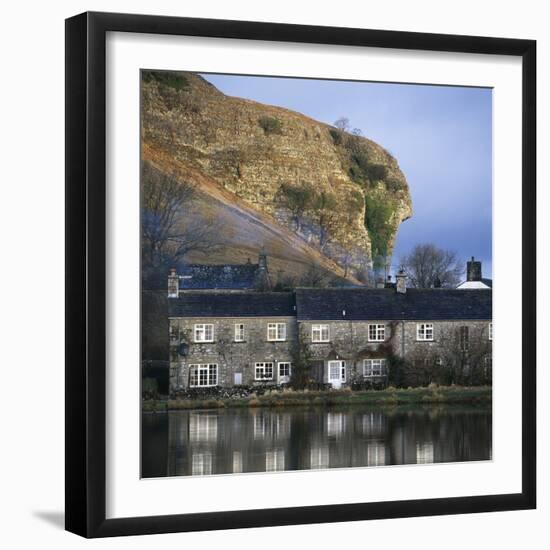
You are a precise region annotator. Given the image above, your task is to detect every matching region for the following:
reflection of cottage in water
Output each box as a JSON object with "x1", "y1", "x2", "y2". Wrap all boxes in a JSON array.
[
  {"x1": 150, "y1": 406, "x2": 492, "y2": 477},
  {"x1": 168, "y1": 254, "x2": 492, "y2": 391}
]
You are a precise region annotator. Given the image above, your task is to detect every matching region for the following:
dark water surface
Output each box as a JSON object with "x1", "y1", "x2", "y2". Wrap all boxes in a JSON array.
[{"x1": 142, "y1": 404, "x2": 491, "y2": 478}]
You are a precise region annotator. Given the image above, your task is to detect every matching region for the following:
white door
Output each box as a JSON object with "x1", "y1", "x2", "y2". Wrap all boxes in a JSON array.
[{"x1": 328, "y1": 361, "x2": 346, "y2": 388}]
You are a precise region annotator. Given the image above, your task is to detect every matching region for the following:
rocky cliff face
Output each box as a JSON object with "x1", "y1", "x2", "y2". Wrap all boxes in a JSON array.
[{"x1": 141, "y1": 71, "x2": 412, "y2": 282}]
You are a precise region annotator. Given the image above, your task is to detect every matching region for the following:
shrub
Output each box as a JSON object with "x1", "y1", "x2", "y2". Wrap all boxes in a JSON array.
[
  {"x1": 329, "y1": 128, "x2": 343, "y2": 145},
  {"x1": 366, "y1": 163, "x2": 389, "y2": 181},
  {"x1": 258, "y1": 116, "x2": 283, "y2": 135},
  {"x1": 385, "y1": 177, "x2": 404, "y2": 192},
  {"x1": 142, "y1": 70, "x2": 189, "y2": 91},
  {"x1": 142, "y1": 377, "x2": 159, "y2": 399},
  {"x1": 352, "y1": 150, "x2": 370, "y2": 173}
]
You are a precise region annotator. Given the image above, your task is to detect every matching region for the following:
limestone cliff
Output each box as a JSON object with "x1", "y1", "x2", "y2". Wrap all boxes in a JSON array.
[{"x1": 141, "y1": 71, "x2": 412, "y2": 283}]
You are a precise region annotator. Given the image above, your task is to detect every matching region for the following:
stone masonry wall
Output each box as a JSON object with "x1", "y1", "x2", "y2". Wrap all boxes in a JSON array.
[
  {"x1": 169, "y1": 316, "x2": 296, "y2": 389},
  {"x1": 170, "y1": 316, "x2": 492, "y2": 389}
]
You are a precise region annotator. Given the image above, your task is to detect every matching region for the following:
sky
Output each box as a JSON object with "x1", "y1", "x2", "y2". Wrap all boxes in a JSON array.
[{"x1": 201, "y1": 73, "x2": 493, "y2": 279}]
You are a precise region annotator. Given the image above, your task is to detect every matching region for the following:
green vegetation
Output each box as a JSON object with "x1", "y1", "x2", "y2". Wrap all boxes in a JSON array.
[
  {"x1": 385, "y1": 176, "x2": 404, "y2": 192},
  {"x1": 329, "y1": 128, "x2": 343, "y2": 145},
  {"x1": 142, "y1": 70, "x2": 189, "y2": 91},
  {"x1": 142, "y1": 386, "x2": 492, "y2": 411},
  {"x1": 364, "y1": 195, "x2": 395, "y2": 259},
  {"x1": 366, "y1": 163, "x2": 389, "y2": 181},
  {"x1": 258, "y1": 116, "x2": 283, "y2": 135},
  {"x1": 277, "y1": 182, "x2": 316, "y2": 231}
]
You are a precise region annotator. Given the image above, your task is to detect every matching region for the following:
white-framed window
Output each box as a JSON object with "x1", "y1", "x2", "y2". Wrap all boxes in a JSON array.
[
  {"x1": 278, "y1": 362, "x2": 291, "y2": 380},
  {"x1": 311, "y1": 324, "x2": 330, "y2": 342},
  {"x1": 255, "y1": 362, "x2": 274, "y2": 380},
  {"x1": 363, "y1": 358, "x2": 387, "y2": 377},
  {"x1": 489, "y1": 322, "x2": 493, "y2": 340},
  {"x1": 234, "y1": 323, "x2": 245, "y2": 342},
  {"x1": 194, "y1": 323, "x2": 214, "y2": 342},
  {"x1": 189, "y1": 363, "x2": 218, "y2": 387},
  {"x1": 267, "y1": 322, "x2": 286, "y2": 341},
  {"x1": 368, "y1": 324, "x2": 386, "y2": 342},
  {"x1": 416, "y1": 323, "x2": 434, "y2": 341},
  {"x1": 460, "y1": 326, "x2": 469, "y2": 351}
]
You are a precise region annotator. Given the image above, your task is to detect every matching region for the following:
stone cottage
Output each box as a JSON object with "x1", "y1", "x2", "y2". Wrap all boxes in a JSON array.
[{"x1": 168, "y1": 263, "x2": 492, "y2": 391}]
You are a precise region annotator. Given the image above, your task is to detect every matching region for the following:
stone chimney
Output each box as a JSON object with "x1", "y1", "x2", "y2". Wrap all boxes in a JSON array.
[
  {"x1": 466, "y1": 256, "x2": 482, "y2": 282},
  {"x1": 258, "y1": 248, "x2": 268, "y2": 272},
  {"x1": 255, "y1": 248, "x2": 271, "y2": 291},
  {"x1": 167, "y1": 268, "x2": 179, "y2": 298},
  {"x1": 396, "y1": 269, "x2": 407, "y2": 294}
]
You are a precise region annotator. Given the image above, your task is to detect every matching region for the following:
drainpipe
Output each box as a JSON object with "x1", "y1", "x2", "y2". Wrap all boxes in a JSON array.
[{"x1": 401, "y1": 320, "x2": 405, "y2": 358}]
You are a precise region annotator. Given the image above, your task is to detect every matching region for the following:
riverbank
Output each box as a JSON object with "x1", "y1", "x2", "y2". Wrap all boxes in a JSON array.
[{"x1": 142, "y1": 385, "x2": 492, "y2": 412}]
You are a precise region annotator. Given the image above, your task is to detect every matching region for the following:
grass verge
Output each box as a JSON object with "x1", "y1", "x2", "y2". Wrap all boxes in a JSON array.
[{"x1": 142, "y1": 386, "x2": 492, "y2": 412}]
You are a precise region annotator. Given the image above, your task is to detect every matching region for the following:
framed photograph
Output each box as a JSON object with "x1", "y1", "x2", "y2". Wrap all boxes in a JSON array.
[{"x1": 65, "y1": 11, "x2": 536, "y2": 538}]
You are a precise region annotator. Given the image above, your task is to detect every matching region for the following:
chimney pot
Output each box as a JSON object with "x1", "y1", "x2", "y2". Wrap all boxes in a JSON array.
[
  {"x1": 167, "y1": 268, "x2": 179, "y2": 298},
  {"x1": 396, "y1": 269, "x2": 407, "y2": 294},
  {"x1": 466, "y1": 257, "x2": 482, "y2": 282}
]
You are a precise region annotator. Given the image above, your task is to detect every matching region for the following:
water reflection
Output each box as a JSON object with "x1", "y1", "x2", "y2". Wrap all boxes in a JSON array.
[{"x1": 142, "y1": 405, "x2": 491, "y2": 478}]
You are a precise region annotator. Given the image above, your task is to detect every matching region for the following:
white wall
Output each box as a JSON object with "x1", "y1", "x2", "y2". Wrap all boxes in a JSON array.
[{"x1": 0, "y1": 1, "x2": 547, "y2": 548}]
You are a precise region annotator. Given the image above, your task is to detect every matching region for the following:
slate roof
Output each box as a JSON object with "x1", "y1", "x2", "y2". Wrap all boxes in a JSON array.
[
  {"x1": 168, "y1": 292, "x2": 296, "y2": 318},
  {"x1": 456, "y1": 278, "x2": 492, "y2": 289},
  {"x1": 295, "y1": 288, "x2": 492, "y2": 321},
  {"x1": 179, "y1": 264, "x2": 260, "y2": 290}
]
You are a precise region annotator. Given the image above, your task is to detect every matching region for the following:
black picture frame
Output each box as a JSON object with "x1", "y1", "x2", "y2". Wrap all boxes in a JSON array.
[{"x1": 65, "y1": 11, "x2": 536, "y2": 538}]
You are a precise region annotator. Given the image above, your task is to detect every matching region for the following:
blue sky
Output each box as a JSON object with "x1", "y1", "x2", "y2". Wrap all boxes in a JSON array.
[{"x1": 201, "y1": 73, "x2": 493, "y2": 278}]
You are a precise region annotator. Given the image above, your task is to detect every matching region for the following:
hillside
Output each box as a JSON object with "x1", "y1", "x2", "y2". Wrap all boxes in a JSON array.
[{"x1": 141, "y1": 71, "x2": 412, "y2": 283}]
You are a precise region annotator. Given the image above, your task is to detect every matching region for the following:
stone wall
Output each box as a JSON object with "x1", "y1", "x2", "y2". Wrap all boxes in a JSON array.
[
  {"x1": 170, "y1": 316, "x2": 492, "y2": 390},
  {"x1": 169, "y1": 316, "x2": 297, "y2": 389}
]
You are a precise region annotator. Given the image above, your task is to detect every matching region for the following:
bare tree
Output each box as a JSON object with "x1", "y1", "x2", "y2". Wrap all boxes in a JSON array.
[
  {"x1": 334, "y1": 117, "x2": 350, "y2": 132},
  {"x1": 141, "y1": 161, "x2": 221, "y2": 287},
  {"x1": 400, "y1": 243, "x2": 463, "y2": 288},
  {"x1": 297, "y1": 264, "x2": 334, "y2": 288}
]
